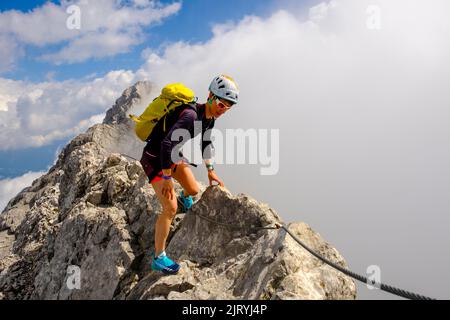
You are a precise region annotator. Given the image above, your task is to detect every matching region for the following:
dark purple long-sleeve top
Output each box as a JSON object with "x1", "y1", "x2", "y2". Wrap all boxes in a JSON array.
[{"x1": 144, "y1": 103, "x2": 215, "y2": 170}]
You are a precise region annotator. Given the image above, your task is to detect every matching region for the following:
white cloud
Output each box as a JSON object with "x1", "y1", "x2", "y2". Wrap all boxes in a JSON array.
[
  {"x1": 0, "y1": 171, "x2": 45, "y2": 213},
  {"x1": 40, "y1": 29, "x2": 143, "y2": 64},
  {"x1": 0, "y1": 0, "x2": 181, "y2": 66},
  {"x1": 134, "y1": 0, "x2": 450, "y2": 115},
  {"x1": 0, "y1": 93, "x2": 18, "y2": 112},
  {"x1": 308, "y1": 1, "x2": 337, "y2": 22},
  {"x1": 0, "y1": 34, "x2": 23, "y2": 73},
  {"x1": 0, "y1": 70, "x2": 137, "y2": 150}
]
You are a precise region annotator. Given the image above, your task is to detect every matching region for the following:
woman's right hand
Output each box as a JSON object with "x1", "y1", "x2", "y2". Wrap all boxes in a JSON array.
[{"x1": 161, "y1": 178, "x2": 175, "y2": 200}]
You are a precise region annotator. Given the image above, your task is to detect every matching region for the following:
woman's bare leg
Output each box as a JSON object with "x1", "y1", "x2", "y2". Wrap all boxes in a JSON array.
[
  {"x1": 172, "y1": 163, "x2": 200, "y2": 196},
  {"x1": 152, "y1": 179, "x2": 178, "y2": 256},
  {"x1": 151, "y1": 163, "x2": 199, "y2": 256}
]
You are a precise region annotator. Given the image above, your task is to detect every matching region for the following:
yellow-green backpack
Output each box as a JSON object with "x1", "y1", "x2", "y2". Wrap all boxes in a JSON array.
[{"x1": 129, "y1": 83, "x2": 196, "y2": 141}]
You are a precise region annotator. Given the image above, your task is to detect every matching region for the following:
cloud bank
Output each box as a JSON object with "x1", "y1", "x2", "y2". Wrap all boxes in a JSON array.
[
  {"x1": 0, "y1": 0, "x2": 181, "y2": 66},
  {"x1": 0, "y1": 171, "x2": 45, "y2": 212},
  {"x1": 0, "y1": 71, "x2": 137, "y2": 150}
]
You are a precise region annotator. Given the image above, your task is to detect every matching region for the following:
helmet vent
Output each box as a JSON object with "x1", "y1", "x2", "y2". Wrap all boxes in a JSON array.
[{"x1": 209, "y1": 75, "x2": 239, "y2": 104}]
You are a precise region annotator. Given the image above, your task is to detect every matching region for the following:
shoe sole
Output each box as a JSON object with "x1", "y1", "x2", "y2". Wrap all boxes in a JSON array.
[
  {"x1": 151, "y1": 260, "x2": 180, "y2": 275},
  {"x1": 151, "y1": 266, "x2": 180, "y2": 275}
]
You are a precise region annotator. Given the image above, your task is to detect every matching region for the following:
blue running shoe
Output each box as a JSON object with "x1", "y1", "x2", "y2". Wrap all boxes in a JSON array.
[
  {"x1": 151, "y1": 251, "x2": 180, "y2": 275},
  {"x1": 177, "y1": 190, "x2": 193, "y2": 213}
]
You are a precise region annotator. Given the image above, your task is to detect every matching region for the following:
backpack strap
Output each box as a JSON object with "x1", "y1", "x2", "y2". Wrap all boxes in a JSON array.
[
  {"x1": 162, "y1": 102, "x2": 198, "y2": 133},
  {"x1": 179, "y1": 102, "x2": 198, "y2": 117},
  {"x1": 162, "y1": 100, "x2": 177, "y2": 132}
]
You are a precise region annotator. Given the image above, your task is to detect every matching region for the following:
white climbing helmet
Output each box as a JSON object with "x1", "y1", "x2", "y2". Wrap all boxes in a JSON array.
[{"x1": 208, "y1": 75, "x2": 239, "y2": 104}]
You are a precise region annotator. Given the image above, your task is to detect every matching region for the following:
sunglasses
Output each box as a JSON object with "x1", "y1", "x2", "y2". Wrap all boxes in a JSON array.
[{"x1": 215, "y1": 97, "x2": 233, "y2": 110}]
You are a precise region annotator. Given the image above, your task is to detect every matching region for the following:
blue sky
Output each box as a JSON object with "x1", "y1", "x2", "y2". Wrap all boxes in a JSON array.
[
  {"x1": 1, "y1": 0, "x2": 294, "y2": 83},
  {"x1": 0, "y1": 138, "x2": 65, "y2": 179}
]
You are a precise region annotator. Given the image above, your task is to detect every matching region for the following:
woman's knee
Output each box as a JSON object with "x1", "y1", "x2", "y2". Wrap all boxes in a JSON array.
[
  {"x1": 173, "y1": 164, "x2": 199, "y2": 196},
  {"x1": 185, "y1": 184, "x2": 200, "y2": 197},
  {"x1": 161, "y1": 202, "x2": 177, "y2": 218},
  {"x1": 184, "y1": 181, "x2": 200, "y2": 196}
]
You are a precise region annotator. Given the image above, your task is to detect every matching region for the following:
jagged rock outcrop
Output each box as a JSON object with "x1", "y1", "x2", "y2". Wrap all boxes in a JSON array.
[
  {"x1": 0, "y1": 82, "x2": 356, "y2": 300},
  {"x1": 103, "y1": 80, "x2": 153, "y2": 126}
]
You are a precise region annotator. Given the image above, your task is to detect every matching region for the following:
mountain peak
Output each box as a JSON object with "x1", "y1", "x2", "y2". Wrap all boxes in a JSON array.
[{"x1": 103, "y1": 80, "x2": 154, "y2": 125}]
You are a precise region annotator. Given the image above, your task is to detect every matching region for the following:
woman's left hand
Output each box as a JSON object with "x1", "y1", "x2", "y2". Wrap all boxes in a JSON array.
[{"x1": 207, "y1": 170, "x2": 224, "y2": 187}]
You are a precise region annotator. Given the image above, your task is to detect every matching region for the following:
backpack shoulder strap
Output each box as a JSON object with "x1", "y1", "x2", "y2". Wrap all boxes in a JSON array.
[
  {"x1": 178, "y1": 102, "x2": 198, "y2": 118},
  {"x1": 162, "y1": 102, "x2": 198, "y2": 133}
]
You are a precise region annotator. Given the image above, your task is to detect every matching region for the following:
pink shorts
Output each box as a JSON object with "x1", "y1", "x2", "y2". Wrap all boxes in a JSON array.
[{"x1": 140, "y1": 149, "x2": 186, "y2": 184}]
